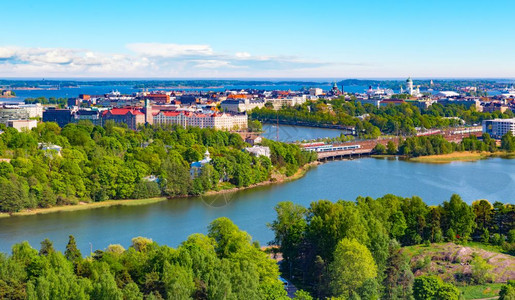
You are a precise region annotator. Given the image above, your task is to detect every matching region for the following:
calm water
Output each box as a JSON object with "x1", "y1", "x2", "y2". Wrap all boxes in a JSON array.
[
  {"x1": 0, "y1": 157, "x2": 513, "y2": 254},
  {"x1": 7, "y1": 84, "x2": 370, "y2": 101}
]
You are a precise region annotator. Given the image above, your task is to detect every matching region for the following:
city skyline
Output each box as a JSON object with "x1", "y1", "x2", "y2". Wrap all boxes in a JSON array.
[{"x1": 2, "y1": 0, "x2": 515, "y2": 78}]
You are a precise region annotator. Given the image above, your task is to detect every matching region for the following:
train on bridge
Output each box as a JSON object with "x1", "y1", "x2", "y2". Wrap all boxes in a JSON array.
[{"x1": 301, "y1": 143, "x2": 361, "y2": 153}]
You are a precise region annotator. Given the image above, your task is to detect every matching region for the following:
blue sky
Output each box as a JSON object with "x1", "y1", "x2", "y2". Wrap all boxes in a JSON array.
[{"x1": 1, "y1": 0, "x2": 514, "y2": 78}]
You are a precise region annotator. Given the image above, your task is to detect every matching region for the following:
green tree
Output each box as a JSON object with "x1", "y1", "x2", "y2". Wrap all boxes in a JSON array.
[
  {"x1": 268, "y1": 201, "x2": 307, "y2": 277},
  {"x1": 472, "y1": 199, "x2": 493, "y2": 233},
  {"x1": 383, "y1": 240, "x2": 414, "y2": 300},
  {"x1": 413, "y1": 276, "x2": 441, "y2": 300},
  {"x1": 91, "y1": 269, "x2": 123, "y2": 300},
  {"x1": 442, "y1": 194, "x2": 476, "y2": 241},
  {"x1": 122, "y1": 282, "x2": 143, "y2": 300},
  {"x1": 64, "y1": 235, "x2": 81, "y2": 262},
  {"x1": 373, "y1": 143, "x2": 386, "y2": 154},
  {"x1": 39, "y1": 239, "x2": 55, "y2": 256},
  {"x1": 499, "y1": 280, "x2": 515, "y2": 300},
  {"x1": 386, "y1": 141, "x2": 397, "y2": 155},
  {"x1": 163, "y1": 261, "x2": 194, "y2": 300},
  {"x1": 294, "y1": 290, "x2": 313, "y2": 300},
  {"x1": 328, "y1": 238, "x2": 377, "y2": 298},
  {"x1": 435, "y1": 283, "x2": 460, "y2": 300},
  {"x1": 208, "y1": 217, "x2": 251, "y2": 258}
]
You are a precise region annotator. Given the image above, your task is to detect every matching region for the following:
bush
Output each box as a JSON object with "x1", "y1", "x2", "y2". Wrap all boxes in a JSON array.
[
  {"x1": 499, "y1": 280, "x2": 515, "y2": 300},
  {"x1": 470, "y1": 255, "x2": 494, "y2": 284},
  {"x1": 131, "y1": 181, "x2": 161, "y2": 199},
  {"x1": 508, "y1": 229, "x2": 515, "y2": 243},
  {"x1": 414, "y1": 276, "x2": 460, "y2": 300},
  {"x1": 446, "y1": 229, "x2": 456, "y2": 242},
  {"x1": 491, "y1": 233, "x2": 503, "y2": 246},
  {"x1": 373, "y1": 143, "x2": 386, "y2": 154},
  {"x1": 481, "y1": 228, "x2": 490, "y2": 243}
]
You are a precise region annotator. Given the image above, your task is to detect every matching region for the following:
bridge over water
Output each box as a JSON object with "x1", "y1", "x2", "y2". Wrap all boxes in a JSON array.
[{"x1": 317, "y1": 148, "x2": 373, "y2": 161}]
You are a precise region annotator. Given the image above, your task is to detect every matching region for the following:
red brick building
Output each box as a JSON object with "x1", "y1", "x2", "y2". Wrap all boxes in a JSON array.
[{"x1": 102, "y1": 108, "x2": 145, "y2": 130}]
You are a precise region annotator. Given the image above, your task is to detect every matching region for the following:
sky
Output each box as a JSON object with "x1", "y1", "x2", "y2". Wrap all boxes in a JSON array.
[{"x1": 1, "y1": 0, "x2": 515, "y2": 79}]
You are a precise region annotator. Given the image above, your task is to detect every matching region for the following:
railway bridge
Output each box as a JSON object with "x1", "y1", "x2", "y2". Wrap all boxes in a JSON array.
[{"x1": 316, "y1": 148, "x2": 373, "y2": 161}]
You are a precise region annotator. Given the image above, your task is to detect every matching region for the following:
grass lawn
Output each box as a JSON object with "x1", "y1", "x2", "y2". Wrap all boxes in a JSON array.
[
  {"x1": 458, "y1": 283, "x2": 503, "y2": 299},
  {"x1": 462, "y1": 242, "x2": 510, "y2": 255},
  {"x1": 402, "y1": 243, "x2": 443, "y2": 257},
  {"x1": 409, "y1": 151, "x2": 487, "y2": 163}
]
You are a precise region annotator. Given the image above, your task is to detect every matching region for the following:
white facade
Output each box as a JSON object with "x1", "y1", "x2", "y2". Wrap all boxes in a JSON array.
[
  {"x1": 266, "y1": 96, "x2": 307, "y2": 110},
  {"x1": 245, "y1": 146, "x2": 271, "y2": 158},
  {"x1": 8, "y1": 119, "x2": 38, "y2": 131},
  {"x1": 19, "y1": 103, "x2": 43, "y2": 118},
  {"x1": 221, "y1": 99, "x2": 265, "y2": 112},
  {"x1": 407, "y1": 77, "x2": 414, "y2": 95},
  {"x1": 309, "y1": 88, "x2": 323, "y2": 96},
  {"x1": 436, "y1": 91, "x2": 460, "y2": 98},
  {"x1": 482, "y1": 118, "x2": 515, "y2": 139}
]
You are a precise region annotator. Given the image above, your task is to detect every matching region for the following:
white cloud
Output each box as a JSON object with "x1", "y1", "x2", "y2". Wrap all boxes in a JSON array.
[
  {"x1": 235, "y1": 52, "x2": 251, "y2": 59},
  {"x1": 0, "y1": 47, "x2": 16, "y2": 59},
  {"x1": 126, "y1": 43, "x2": 213, "y2": 57},
  {"x1": 192, "y1": 60, "x2": 233, "y2": 69},
  {"x1": 0, "y1": 44, "x2": 339, "y2": 77}
]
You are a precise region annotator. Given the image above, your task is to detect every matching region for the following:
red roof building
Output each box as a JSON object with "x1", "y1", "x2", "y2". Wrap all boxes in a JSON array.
[
  {"x1": 102, "y1": 108, "x2": 146, "y2": 129},
  {"x1": 146, "y1": 94, "x2": 170, "y2": 104}
]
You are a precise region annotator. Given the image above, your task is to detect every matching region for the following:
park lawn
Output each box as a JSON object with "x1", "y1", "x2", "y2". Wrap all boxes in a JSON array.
[{"x1": 458, "y1": 283, "x2": 503, "y2": 299}]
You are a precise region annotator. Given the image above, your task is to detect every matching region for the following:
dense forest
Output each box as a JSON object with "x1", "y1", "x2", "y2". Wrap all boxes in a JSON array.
[
  {"x1": 0, "y1": 121, "x2": 316, "y2": 213},
  {"x1": 250, "y1": 100, "x2": 514, "y2": 138},
  {"x1": 0, "y1": 218, "x2": 296, "y2": 299},
  {"x1": 269, "y1": 194, "x2": 515, "y2": 299}
]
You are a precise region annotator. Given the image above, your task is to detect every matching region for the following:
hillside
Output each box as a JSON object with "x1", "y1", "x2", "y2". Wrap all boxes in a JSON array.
[{"x1": 404, "y1": 242, "x2": 514, "y2": 283}]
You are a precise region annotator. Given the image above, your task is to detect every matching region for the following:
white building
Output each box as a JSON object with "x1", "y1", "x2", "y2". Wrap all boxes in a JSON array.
[
  {"x1": 366, "y1": 86, "x2": 394, "y2": 99},
  {"x1": 18, "y1": 103, "x2": 43, "y2": 118},
  {"x1": 406, "y1": 77, "x2": 422, "y2": 97},
  {"x1": 153, "y1": 111, "x2": 247, "y2": 130},
  {"x1": 0, "y1": 103, "x2": 43, "y2": 124},
  {"x1": 245, "y1": 146, "x2": 271, "y2": 158},
  {"x1": 8, "y1": 119, "x2": 38, "y2": 131},
  {"x1": 482, "y1": 118, "x2": 515, "y2": 139},
  {"x1": 266, "y1": 95, "x2": 307, "y2": 110},
  {"x1": 220, "y1": 99, "x2": 265, "y2": 112},
  {"x1": 309, "y1": 88, "x2": 323, "y2": 96},
  {"x1": 435, "y1": 91, "x2": 460, "y2": 98}
]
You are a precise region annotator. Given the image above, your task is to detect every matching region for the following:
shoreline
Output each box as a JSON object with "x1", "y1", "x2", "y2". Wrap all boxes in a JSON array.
[
  {"x1": 371, "y1": 151, "x2": 514, "y2": 164},
  {"x1": 0, "y1": 197, "x2": 169, "y2": 219},
  {"x1": 203, "y1": 161, "x2": 320, "y2": 197},
  {"x1": 0, "y1": 161, "x2": 320, "y2": 219},
  {"x1": 408, "y1": 151, "x2": 514, "y2": 163}
]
